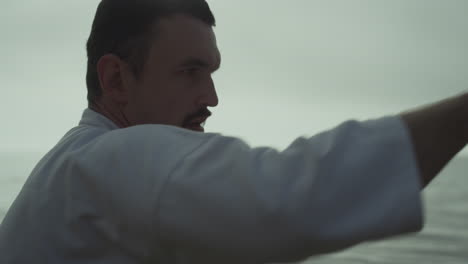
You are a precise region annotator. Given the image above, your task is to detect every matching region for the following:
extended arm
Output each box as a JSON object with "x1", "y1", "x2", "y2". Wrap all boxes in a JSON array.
[
  {"x1": 400, "y1": 92, "x2": 468, "y2": 187},
  {"x1": 157, "y1": 92, "x2": 468, "y2": 262}
]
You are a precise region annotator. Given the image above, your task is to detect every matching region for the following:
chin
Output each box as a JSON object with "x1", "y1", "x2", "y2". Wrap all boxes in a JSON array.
[{"x1": 183, "y1": 124, "x2": 205, "y2": 132}]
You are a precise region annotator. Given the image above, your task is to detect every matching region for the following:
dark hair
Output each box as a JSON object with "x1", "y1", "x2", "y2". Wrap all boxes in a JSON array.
[{"x1": 85, "y1": 0, "x2": 216, "y2": 105}]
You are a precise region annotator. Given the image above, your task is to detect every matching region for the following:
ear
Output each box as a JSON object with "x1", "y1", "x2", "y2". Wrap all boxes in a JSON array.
[{"x1": 96, "y1": 54, "x2": 130, "y2": 104}]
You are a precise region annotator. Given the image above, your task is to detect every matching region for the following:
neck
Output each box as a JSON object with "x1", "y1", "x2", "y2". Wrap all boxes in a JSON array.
[{"x1": 89, "y1": 100, "x2": 132, "y2": 129}]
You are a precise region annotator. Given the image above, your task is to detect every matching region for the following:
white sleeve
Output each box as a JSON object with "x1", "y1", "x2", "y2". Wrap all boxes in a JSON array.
[{"x1": 155, "y1": 116, "x2": 423, "y2": 263}]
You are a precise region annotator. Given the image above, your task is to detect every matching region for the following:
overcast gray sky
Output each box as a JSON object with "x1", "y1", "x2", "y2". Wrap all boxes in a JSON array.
[{"x1": 1, "y1": 0, "x2": 468, "y2": 155}]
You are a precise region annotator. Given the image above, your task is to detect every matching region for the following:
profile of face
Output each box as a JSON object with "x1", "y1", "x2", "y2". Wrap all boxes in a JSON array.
[{"x1": 97, "y1": 14, "x2": 221, "y2": 132}]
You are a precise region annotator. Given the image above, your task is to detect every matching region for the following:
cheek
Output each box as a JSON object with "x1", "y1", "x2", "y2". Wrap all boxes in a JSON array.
[
  {"x1": 143, "y1": 87, "x2": 189, "y2": 124},
  {"x1": 139, "y1": 74, "x2": 200, "y2": 124}
]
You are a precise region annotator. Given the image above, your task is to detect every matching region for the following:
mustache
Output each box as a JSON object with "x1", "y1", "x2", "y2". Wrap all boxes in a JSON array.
[{"x1": 183, "y1": 108, "x2": 212, "y2": 125}]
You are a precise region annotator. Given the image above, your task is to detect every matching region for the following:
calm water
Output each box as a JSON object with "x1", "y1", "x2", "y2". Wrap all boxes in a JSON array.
[{"x1": 1, "y1": 151, "x2": 467, "y2": 263}]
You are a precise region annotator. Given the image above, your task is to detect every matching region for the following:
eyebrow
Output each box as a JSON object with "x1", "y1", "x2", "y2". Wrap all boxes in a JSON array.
[{"x1": 178, "y1": 57, "x2": 221, "y2": 72}]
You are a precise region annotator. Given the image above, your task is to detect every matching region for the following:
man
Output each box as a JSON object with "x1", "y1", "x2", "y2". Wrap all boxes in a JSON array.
[{"x1": 0, "y1": 0, "x2": 466, "y2": 263}]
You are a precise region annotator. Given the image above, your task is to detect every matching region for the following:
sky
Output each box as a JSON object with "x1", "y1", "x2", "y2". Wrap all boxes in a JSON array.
[{"x1": 1, "y1": 0, "x2": 468, "y2": 155}]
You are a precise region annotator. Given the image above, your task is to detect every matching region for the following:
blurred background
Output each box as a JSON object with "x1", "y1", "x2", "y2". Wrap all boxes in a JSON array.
[{"x1": 1, "y1": 0, "x2": 467, "y2": 263}]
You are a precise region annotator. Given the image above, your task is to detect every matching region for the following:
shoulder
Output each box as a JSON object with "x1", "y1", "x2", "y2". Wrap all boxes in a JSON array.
[
  {"x1": 104, "y1": 124, "x2": 219, "y2": 154},
  {"x1": 68, "y1": 124, "x2": 223, "y2": 173}
]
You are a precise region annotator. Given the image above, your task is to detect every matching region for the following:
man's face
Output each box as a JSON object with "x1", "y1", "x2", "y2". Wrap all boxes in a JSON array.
[{"x1": 123, "y1": 14, "x2": 221, "y2": 132}]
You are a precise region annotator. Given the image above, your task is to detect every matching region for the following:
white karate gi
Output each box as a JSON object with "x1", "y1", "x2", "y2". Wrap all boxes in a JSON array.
[{"x1": 0, "y1": 108, "x2": 423, "y2": 263}]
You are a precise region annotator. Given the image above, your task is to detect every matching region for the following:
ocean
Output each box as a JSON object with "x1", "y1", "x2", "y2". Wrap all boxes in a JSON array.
[{"x1": 1, "y1": 151, "x2": 467, "y2": 263}]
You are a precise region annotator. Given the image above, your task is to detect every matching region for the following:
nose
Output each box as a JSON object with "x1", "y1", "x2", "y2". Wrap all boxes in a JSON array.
[{"x1": 197, "y1": 76, "x2": 219, "y2": 107}]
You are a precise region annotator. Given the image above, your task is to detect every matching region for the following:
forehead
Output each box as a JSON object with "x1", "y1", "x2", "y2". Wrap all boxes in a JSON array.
[{"x1": 147, "y1": 14, "x2": 221, "y2": 69}]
